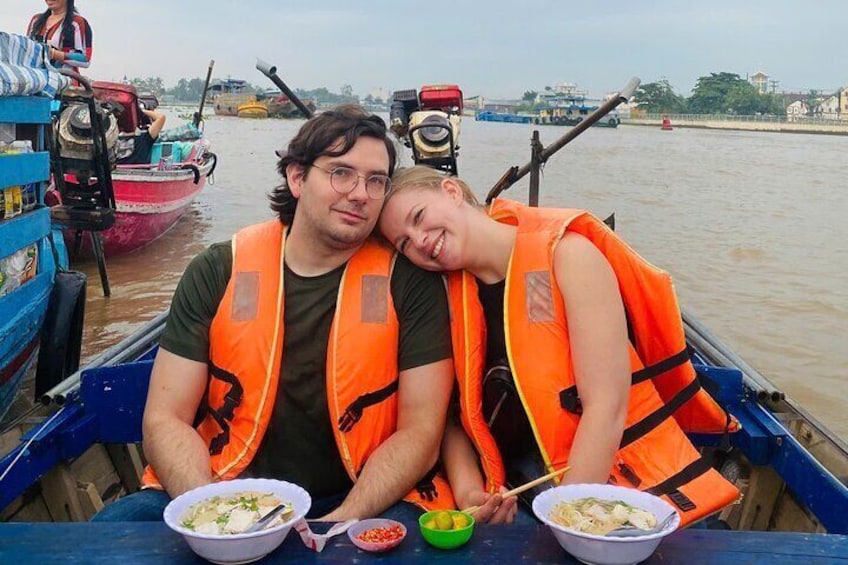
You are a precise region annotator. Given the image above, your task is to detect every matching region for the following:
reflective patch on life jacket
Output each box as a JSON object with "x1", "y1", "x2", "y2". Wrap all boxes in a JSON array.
[
  {"x1": 207, "y1": 363, "x2": 244, "y2": 455},
  {"x1": 525, "y1": 271, "x2": 555, "y2": 323},
  {"x1": 338, "y1": 379, "x2": 399, "y2": 432},
  {"x1": 361, "y1": 274, "x2": 389, "y2": 324},
  {"x1": 231, "y1": 271, "x2": 260, "y2": 321}
]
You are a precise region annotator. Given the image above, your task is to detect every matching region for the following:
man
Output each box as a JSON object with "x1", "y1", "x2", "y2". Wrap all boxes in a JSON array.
[
  {"x1": 93, "y1": 105, "x2": 455, "y2": 521},
  {"x1": 116, "y1": 107, "x2": 165, "y2": 165}
]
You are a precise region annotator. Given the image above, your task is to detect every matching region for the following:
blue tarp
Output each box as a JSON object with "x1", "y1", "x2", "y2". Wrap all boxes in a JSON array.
[{"x1": 0, "y1": 32, "x2": 69, "y2": 97}]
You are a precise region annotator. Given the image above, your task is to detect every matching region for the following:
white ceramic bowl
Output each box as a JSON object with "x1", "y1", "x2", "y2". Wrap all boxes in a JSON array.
[
  {"x1": 532, "y1": 484, "x2": 680, "y2": 565},
  {"x1": 163, "y1": 478, "x2": 311, "y2": 565}
]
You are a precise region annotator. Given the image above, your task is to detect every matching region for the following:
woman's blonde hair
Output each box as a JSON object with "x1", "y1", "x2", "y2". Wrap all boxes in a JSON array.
[{"x1": 388, "y1": 165, "x2": 479, "y2": 206}]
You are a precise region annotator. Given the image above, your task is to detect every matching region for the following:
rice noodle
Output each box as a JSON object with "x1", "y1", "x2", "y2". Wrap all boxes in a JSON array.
[
  {"x1": 548, "y1": 497, "x2": 656, "y2": 535},
  {"x1": 181, "y1": 491, "x2": 293, "y2": 535}
]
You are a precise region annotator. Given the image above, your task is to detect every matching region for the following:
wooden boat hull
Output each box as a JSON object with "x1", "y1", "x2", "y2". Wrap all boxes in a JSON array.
[
  {"x1": 64, "y1": 157, "x2": 215, "y2": 257},
  {"x1": 213, "y1": 93, "x2": 255, "y2": 116}
]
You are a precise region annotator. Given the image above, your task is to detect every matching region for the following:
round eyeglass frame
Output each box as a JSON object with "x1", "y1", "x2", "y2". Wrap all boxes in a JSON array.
[{"x1": 310, "y1": 163, "x2": 392, "y2": 200}]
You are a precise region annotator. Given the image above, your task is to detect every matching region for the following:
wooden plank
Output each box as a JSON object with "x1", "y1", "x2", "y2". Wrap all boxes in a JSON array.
[
  {"x1": 737, "y1": 466, "x2": 785, "y2": 530},
  {"x1": 0, "y1": 96, "x2": 52, "y2": 124},
  {"x1": 105, "y1": 444, "x2": 144, "y2": 494},
  {"x1": 39, "y1": 463, "x2": 86, "y2": 522},
  {"x1": 76, "y1": 481, "x2": 105, "y2": 518},
  {"x1": 0, "y1": 523, "x2": 847, "y2": 564}
]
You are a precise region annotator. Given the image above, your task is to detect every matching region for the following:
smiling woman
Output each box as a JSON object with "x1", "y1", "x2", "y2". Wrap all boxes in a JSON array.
[
  {"x1": 378, "y1": 165, "x2": 740, "y2": 527},
  {"x1": 26, "y1": 0, "x2": 92, "y2": 71}
]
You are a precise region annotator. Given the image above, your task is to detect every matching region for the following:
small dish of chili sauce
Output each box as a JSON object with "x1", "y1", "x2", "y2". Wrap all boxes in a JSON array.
[{"x1": 347, "y1": 518, "x2": 407, "y2": 552}]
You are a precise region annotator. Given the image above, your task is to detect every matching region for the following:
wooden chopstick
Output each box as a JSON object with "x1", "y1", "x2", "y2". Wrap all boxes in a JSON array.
[{"x1": 461, "y1": 466, "x2": 570, "y2": 514}]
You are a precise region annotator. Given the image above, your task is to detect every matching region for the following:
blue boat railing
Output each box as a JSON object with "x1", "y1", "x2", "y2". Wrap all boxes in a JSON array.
[{"x1": 2, "y1": 328, "x2": 847, "y2": 533}]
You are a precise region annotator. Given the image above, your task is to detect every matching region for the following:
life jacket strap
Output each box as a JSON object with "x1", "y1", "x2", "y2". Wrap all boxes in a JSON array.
[
  {"x1": 631, "y1": 348, "x2": 690, "y2": 385},
  {"x1": 558, "y1": 348, "x2": 690, "y2": 415},
  {"x1": 338, "y1": 379, "x2": 399, "y2": 432},
  {"x1": 645, "y1": 455, "x2": 714, "y2": 512},
  {"x1": 207, "y1": 363, "x2": 244, "y2": 455},
  {"x1": 620, "y1": 378, "x2": 701, "y2": 448}
]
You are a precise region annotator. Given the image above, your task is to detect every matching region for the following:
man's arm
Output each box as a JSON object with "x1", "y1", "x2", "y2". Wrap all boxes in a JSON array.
[
  {"x1": 141, "y1": 348, "x2": 213, "y2": 497},
  {"x1": 320, "y1": 357, "x2": 454, "y2": 520},
  {"x1": 142, "y1": 108, "x2": 166, "y2": 140}
]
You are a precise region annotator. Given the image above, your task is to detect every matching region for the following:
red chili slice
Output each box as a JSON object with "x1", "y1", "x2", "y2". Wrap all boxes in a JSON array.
[{"x1": 357, "y1": 525, "x2": 404, "y2": 543}]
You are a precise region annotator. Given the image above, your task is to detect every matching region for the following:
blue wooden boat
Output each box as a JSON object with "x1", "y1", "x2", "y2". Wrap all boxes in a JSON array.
[
  {"x1": 0, "y1": 96, "x2": 67, "y2": 422},
  {"x1": 475, "y1": 110, "x2": 534, "y2": 124},
  {"x1": 1, "y1": 77, "x2": 847, "y2": 561}
]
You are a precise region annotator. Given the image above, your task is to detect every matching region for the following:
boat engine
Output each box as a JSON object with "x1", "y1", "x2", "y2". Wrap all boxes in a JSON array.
[
  {"x1": 56, "y1": 102, "x2": 119, "y2": 183},
  {"x1": 390, "y1": 84, "x2": 463, "y2": 174}
]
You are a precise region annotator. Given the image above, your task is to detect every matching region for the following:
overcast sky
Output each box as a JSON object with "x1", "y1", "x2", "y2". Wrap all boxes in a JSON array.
[{"x1": 3, "y1": 1, "x2": 845, "y2": 98}]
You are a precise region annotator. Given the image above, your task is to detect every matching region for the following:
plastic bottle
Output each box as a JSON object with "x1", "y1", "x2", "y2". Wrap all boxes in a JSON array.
[{"x1": 22, "y1": 183, "x2": 38, "y2": 212}]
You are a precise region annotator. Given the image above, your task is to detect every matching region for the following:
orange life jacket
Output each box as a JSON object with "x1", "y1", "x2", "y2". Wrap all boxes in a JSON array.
[
  {"x1": 447, "y1": 199, "x2": 739, "y2": 525},
  {"x1": 143, "y1": 220, "x2": 454, "y2": 510}
]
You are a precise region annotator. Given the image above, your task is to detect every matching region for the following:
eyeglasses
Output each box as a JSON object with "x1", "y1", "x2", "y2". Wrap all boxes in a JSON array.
[{"x1": 310, "y1": 164, "x2": 392, "y2": 200}]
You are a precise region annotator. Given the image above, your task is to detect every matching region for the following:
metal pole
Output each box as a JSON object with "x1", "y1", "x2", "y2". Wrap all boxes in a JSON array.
[
  {"x1": 486, "y1": 77, "x2": 640, "y2": 204},
  {"x1": 194, "y1": 59, "x2": 215, "y2": 128},
  {"x1": 255, "y1": 59, "x2": 314, "y2": 119},
  {"x1": 528, "y1": 130, "x2": 542, "y2": 207}
]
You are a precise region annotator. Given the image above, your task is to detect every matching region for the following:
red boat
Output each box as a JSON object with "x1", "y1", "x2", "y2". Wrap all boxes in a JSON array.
[
  {"x1": 52, "y1": 141, "x2": 216, "y2": 257},
  {"x1": 48, "y1": 80, "x2": 217, "y2": 257},
  {"x1": 103, "y1": 150, "x2": 216, "y2": 255}
]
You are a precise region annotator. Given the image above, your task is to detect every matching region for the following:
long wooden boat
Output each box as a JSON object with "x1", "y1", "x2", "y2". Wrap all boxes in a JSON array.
[
  {"x1": 55, "y1": 142, "x2": 216, "y2": 257},
  {"x1": 2, "y1": 77, "x2": 847, "y2": 561}
]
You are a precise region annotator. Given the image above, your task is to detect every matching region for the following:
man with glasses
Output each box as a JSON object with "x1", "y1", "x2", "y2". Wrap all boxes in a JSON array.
[{"x1": 93, "y1": 105, "x2": 455, "y2": 523}]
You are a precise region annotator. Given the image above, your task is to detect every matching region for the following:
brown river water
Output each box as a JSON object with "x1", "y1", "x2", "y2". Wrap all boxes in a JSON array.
[{"x1": 74, "y1": 112, "x2": 848, "y2": 441}]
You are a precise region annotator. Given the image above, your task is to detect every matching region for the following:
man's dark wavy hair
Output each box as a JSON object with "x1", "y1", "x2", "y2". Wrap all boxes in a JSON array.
[{"x1": 270, "y1": 104, "x2": 397, "y2": 224}]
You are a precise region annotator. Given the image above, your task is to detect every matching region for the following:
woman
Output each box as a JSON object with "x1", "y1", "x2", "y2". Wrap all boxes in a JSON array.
[
  {"x1": 27, "y1": 0, "x2": 93, "y2": 71},
  {"x1": 378, "y1": 166, "x2": 739, "y2": 526}
]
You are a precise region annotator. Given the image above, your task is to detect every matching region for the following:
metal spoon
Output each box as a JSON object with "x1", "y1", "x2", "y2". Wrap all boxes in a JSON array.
[
  {"x1": 605, "y1": 511, "x2": 677, "y2": 538},
  {"x1": 244, "y1": 504, "x2": 293, "y2": 534}
]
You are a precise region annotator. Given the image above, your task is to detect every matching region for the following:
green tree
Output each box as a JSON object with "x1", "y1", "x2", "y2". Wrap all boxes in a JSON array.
[
  {"x1": 688, "y1": 72, "x2": 750, "y2": 114},
  {"x1": 633, "y1": 80, "x2": 686, "y2": 113},
  {"x1": 522, "y1": 90, "x2": 538, "y2": 102}
]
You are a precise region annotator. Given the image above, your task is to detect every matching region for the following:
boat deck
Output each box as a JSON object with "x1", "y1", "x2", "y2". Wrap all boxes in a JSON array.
[{"x1": 1, "y1": 522, "x2": 846, "y2": 564}]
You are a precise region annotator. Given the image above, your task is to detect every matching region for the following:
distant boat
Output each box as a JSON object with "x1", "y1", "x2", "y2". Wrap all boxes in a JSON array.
[
  {"x1": 236, "y1": 101, "x2": 268, "y2": 119},
  {"x1": 534, "y1": 92, "x2": 620, "y2": 128},
  {"x1": 207, "y1": 78, "x2": 254, "y2": 116},
  {"x1": 475, "y1": 110, "x2": 533, "y2": 124}
]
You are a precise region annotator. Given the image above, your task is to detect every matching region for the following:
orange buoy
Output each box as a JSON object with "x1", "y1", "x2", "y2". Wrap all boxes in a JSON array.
[{"x1": 661, "y1": 115, "x2": 673, "y2": 131}]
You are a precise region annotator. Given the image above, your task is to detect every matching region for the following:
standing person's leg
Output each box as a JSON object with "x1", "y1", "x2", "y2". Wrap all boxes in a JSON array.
[{"x1": 90, "y1": 489, "x2": 172, "y2": 521}]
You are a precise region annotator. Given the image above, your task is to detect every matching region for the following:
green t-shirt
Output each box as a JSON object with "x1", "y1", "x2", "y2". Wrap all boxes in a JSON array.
[{"x1": 159, "y1": 241, "x2": 452, "y2": 498}]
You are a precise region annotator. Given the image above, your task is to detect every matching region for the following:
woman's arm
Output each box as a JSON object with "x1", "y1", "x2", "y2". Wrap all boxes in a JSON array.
[
  {"x1": 554, "y1": 232, "x2": 631, "y2": 484},
  {"x1": 442, "y1": 420, "x2": 517, "y2": 523}
]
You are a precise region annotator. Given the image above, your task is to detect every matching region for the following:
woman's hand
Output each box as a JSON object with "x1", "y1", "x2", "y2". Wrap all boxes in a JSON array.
[{"x1": 464, "y1": 487, "x2": 518, "y2": 524}]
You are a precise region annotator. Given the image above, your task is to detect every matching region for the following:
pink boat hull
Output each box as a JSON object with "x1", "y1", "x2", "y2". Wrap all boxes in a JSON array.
[{"x1": 64, "y1": 158, "x2": 214, "y2": 257}]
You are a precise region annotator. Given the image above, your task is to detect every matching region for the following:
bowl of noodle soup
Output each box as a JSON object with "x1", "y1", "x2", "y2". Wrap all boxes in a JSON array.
[
  {"x1": 163, "y1": 478, "x2": 311, "y2": 564},
  {"x1": 532, "y1": 484, "x2": 679, "y2": 565}
]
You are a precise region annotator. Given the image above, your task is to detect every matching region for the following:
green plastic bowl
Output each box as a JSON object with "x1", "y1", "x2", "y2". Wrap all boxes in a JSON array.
[{"x1": 418, "y1": 510, "x2": 475, "y2": 549}]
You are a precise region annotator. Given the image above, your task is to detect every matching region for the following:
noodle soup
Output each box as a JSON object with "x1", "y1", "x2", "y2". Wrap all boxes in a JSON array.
[
  {"x1": 181, "y1": 491, "x2": 293, "y2": 535},
  {"x1": 549, "y1": 497, "x2": 657, "y2": 536}
]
